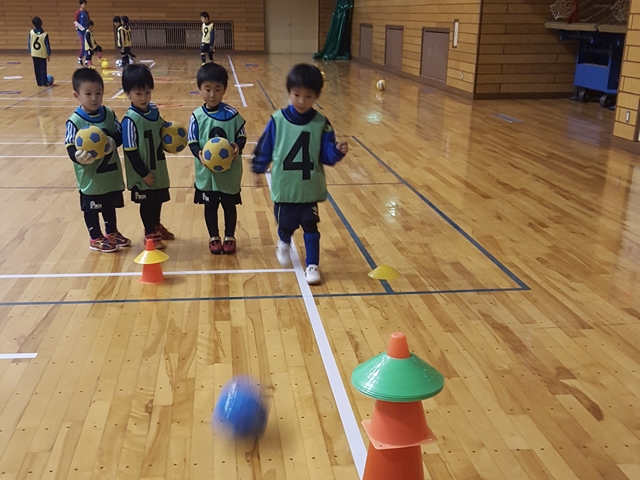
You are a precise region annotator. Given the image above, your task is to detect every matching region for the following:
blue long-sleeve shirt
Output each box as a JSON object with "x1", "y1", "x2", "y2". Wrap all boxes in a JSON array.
[
  {"x1": 252, "y1": 105, "x2": 344, "y2": 174},
  {"x1": 28, "y1": 28, "x2": 51, "y2": 56}
]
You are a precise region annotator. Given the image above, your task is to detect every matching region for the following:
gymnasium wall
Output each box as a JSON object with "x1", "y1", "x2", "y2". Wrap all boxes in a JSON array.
[
  {"x1": 350, "y1": 0, "x2": 482, "y2": 94},
  {"x1": 475, "y1": 0, "x2": 576, "y2": 97},
  {"x1": 319, "y1": 0, "x2": 335, "y2": 51},
  {"x1": 0, "y1": 0, "x2": 265, "y2": 52},
  {"x1": 613, "y1": 1, "x2": 640, "y2": 141}
]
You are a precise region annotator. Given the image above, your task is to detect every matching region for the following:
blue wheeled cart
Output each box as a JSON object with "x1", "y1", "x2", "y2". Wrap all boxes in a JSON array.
[{"x1": 558, "y1": 30, "x2": 624, "y2": 107}]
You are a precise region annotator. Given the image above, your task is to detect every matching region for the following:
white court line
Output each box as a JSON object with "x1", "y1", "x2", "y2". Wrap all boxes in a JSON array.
[
  {"x1": 227, "y1": 55, "x2": 247, "y2": 108},
  {"x1": 265, "y1": 173, "x2": 367, "y2": 478},
  {"x1": 0, "y1": 268, "x2": 293, "y2": 279},
  {"x1": 0, "y1": 353, "x2": 37, "y2": 360},
  {"x1": 111, "y1": 60, "x2": 155, "y2": 99}
]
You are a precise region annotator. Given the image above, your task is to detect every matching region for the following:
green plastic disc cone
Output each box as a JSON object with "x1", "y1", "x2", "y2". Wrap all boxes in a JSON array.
[{"x1": 351, "y1": 352, "x2": 444, "y2": 402}]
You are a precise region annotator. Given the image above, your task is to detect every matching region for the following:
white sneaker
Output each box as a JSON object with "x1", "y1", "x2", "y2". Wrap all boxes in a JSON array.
[
  {"x1": 276, "y1": 240, "x2": 292, "y2": 267},
  {"x1": 305, "y1": 265, "x2": 321, "y2": 285}
]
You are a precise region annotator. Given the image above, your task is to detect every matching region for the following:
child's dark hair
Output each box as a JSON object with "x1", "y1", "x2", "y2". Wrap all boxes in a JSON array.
[
  {"x1": 122, "y1": 64, "x2": 154, "y2": 92},
  {"x1": 286, "y1": 64, "x2": 324, "y2": 96},
  {"x1": 121, "y1": 15, "x2": 129, "y2": 26},
  {"x1": 32, "y1": 16, "x2": 43, "y2": 30},
  {"x1": 72, "y1": 67, "x2": 104, "y2": 92},
  {"x1": 79, "y1": 0, "x2": 87, "y2": 4},
  {"x1": 89, "y1": 20, "x2": 94, "y2": 27},
  {"x1": 113, "y1": 15, "x2": 121, "y2": 24},
  {"x1": 197, "y1": 63, "x2": 228, "y2": 89},
  {"x1": 200, "y1": 11, "x2": 209, "y2": 19}
]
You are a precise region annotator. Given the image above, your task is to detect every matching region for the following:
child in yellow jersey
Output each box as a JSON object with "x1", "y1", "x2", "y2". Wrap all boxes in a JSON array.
[
  {"x1": 83, "y1": 21, "x2": 103, "y2": 67},
  {"x1": 28, "y1": 17, "x2": 51, "y2": 86},
  {"x1": 200, "y1": 12, "x2": 215, "y2": 65}
]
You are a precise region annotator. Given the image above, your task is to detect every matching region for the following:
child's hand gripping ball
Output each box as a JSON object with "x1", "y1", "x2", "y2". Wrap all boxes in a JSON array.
[
  {"x1": 161, "y1": 121, "x2": 187, "y2": 154},
  {"x1": 202, "y1": 137, "x2": 233, "y2": 172},
  {"x1": 75, "y1": 125, "x2": 109, "y2": 162}
]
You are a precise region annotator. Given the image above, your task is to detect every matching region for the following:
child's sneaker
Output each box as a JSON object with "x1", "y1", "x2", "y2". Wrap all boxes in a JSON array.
[
  {"x1": 209, "y1": 236, "x2": 223, "y2": 254},
  {"x1": 155, "y1": 223, "x2": 175, "y2": 240},
  {"x1": 144, "y1": 232, "x2": 165, "y2": 250},
  {"x1": 305, "y1": 264, "x2": 321, "y2": 285},
  {"x1": 89, "y1": 236, "x2": 117, "y2": 253},
  {"x1": 106, "y1": 231, "x2": 131, "y2": 247},
  {"x1": 276, "y1": 240, "x2": 292, "y2": 267},
  {"x1": 222, "y1": 237, "x2": 236, "y2": 254}
]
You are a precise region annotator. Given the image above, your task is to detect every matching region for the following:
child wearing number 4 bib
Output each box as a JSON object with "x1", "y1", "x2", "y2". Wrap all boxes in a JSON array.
[{"x1": 252, "y1": 64, "x2": 348, "y2": 285}]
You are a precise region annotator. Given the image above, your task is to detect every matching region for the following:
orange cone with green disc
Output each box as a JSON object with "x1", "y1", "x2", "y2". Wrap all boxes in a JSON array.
[{"x1": 351, "y1": 332, "x2": 444, "y2": 480}]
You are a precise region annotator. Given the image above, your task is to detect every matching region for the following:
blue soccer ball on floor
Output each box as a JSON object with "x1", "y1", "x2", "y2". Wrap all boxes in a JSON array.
[
  {"x1": 47, "y1": 74, "x2": 54, "y2": 85},
  {"x1": 213, "y1": 376, "x2": 267, "y2": 439}
]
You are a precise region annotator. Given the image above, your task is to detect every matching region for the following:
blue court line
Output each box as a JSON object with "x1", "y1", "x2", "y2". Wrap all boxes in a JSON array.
[
  {"x1": 352, "y1": 136, "x2": 530, "y2": 291},
  {"x1": 326, "y1": 193, "x2": 393, "y2": 294},
  {"x1": 315, "y1": 102, "x2": 324, "y2": 110},
  {"x1": 0, "y1": 287, "x2": 527, "y2": 307},
  {"x1": 256, "y1": 80, "x2": 276, "y2": 110}
]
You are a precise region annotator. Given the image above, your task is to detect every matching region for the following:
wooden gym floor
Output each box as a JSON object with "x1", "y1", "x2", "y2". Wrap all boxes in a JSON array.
[{"x1": 0, "y1": 50, "x2": 639, "y2": 480}]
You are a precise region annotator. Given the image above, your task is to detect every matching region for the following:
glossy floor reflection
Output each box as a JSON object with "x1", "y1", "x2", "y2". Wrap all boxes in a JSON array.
[{"x1": 0, "y1": 51, "x2": 638, "y2": 480}]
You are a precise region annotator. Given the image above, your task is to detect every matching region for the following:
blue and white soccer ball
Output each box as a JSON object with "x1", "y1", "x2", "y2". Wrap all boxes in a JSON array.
[
  {"x1": 161, "y1": 121, "x2": 187, "y2": 153},
  {"x1": 203, "y1": 137, "x2": 233, "y2": 172},
  {"x1": 115, "y1": 59, "x2": 123, "y2": 68},
  {"x1": 75, "y1": 126, "x2": 109, "y2": 161}
]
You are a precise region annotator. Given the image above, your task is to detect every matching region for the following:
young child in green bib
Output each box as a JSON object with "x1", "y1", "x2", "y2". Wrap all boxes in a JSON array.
[
  {"x1": 188, "y1": 63, "x2": 247, "y2": 254},
  {"x1": 252, "y1": 64, "x2": 348, "y2": 285},
  {"x1": 121, "y1": 64, "x2": 174, "y2": 249},
  {"x1": 64, "y1": 67, "x2": 130, "y2": 253}
]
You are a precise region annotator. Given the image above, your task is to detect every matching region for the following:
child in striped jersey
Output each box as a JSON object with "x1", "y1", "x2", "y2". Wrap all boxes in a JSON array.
[
  {"x1": 64, "y1": 68, "x2": 130, "y2": 253},
  {"x1": 188, "y1": 63, "x2": 246, "y2": 254}
]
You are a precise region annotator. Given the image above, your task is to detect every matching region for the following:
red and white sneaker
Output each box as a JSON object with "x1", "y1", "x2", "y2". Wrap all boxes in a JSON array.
[
  {"x1": 222, "y1": 237, "x2": 236, "y2": 254},
  {"x1": 106, "y1": 230, "x2": 131, "y2": 247},
  {"x1": 89, "y1": 236, "x2": 117, "y2": 253},
  {"x1": 155, "y1": 223, "x2": 175, "y2": 240},
  {"x1": 209, "y1": 236, "x2": 223, "y2": 254},
  {"x1": 144, "y1": 231, "x2": 165, "y2": 250}
]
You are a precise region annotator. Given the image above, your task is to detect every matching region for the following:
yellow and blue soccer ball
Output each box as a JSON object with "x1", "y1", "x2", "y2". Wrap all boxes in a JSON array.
[
  {"x1": 203, "y1": 137, "x2": 233, "y2": 172},
  {"x1": 161, "y1": 121, "x2": 187, "y2": 154},
  {"x1": 75, "y1": 125, "x2": 109, "y2": 161}
]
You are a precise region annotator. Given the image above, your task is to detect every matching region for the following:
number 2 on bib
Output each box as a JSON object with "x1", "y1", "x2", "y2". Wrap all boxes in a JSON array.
[{"x1": 282, "y1": 132, "x2": 312, "y2": 180}]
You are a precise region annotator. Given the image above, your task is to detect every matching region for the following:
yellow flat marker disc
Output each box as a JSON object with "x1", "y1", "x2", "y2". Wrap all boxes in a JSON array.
[{"x1": 368, "y1": 265, "x2": 401, "y2": 280}]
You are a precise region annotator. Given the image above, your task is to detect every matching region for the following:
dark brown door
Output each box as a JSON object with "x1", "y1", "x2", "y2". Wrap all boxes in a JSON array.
[
  {"x1": 421, "y1": 30, "x2": 449, "y2": 82},
  {"x1": 385, "y1": 26, "x2": 403, "y2": 69},
  {"x1": 360, "y1": 24, "x2": 373, "y2": 60}
]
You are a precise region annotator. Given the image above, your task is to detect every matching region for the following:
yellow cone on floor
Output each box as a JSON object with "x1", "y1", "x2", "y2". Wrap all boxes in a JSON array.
[
  {"x1": 368, "y1": 265, "x2": 401, "y2": 280},
  {"x1": 135, "y1": 239, "x2": 169, "y2": 284}
]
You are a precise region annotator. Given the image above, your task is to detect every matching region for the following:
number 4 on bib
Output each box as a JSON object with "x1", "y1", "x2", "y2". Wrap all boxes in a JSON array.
[{"x1": 283, "y1": 132, "x2": 313, "y2": 180}]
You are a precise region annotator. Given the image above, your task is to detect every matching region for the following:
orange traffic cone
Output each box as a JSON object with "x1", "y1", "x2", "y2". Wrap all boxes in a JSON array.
[
  {"x1": 134, "y1": 238, "x2": 169, "y2": 284},
  {"x1": 363, "y1": 444, "x2": 424, "y2": 480},
  {"x1": 352, "y1": 332, "x2": 445, "y2": 480}
]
